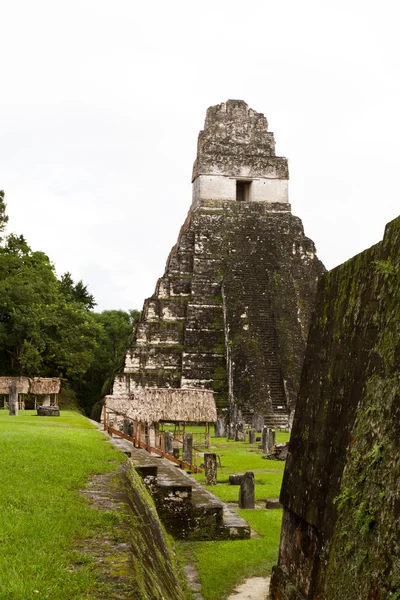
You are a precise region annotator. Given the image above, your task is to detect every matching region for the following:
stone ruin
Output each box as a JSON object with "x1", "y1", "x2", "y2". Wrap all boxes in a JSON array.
[
  {"x1": 270, "y1": 216, "x2": 400, "y2": 599},
  {"x1": 112, "y1": 100, "x2": 324, "y2": 428}
]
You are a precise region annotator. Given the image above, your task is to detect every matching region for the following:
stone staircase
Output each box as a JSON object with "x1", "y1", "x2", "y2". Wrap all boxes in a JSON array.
[
  {"x1": 226, "y1": 245, "x2": 291, "y2": 428},
  {"x1": 113, "y1": 437, "x2": 250, "y2": 541}
]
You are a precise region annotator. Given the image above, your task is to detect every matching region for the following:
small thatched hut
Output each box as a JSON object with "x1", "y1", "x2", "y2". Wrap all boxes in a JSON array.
[
  {"x1": 105, "y1": 388, "x2": 217, "y2": 425},
  {"x1": 0, "y1": 377, "x2": 30, "y2": 412},
  {"x1": 29, "y1": 378, "x2": 61, "y2": 395},
  {"x1": 105, "y1": 388, "x2": 217, "y2": 450},
  {"x1": 0, "y1": 377, "x2": 62, "y2": 411},
  {"x1": 0, "y1": 377, "x2": 30, "y2": 395}
]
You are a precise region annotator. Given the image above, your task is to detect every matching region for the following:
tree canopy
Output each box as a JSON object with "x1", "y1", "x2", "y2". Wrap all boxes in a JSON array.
[
  {"x1": 0, "y1": 192, "x2": 138, "y2": 415},
  {"x1": 0, "y1": 190, "x2": 8, "y2": 237}
]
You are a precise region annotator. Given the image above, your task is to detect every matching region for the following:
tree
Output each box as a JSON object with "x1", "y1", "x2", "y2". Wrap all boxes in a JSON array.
[
  {"x1": 0, "y1": 190, "x2": 8, "y2": 238},
  {"x1": 59, "y1": 272, "x2": 96, "y2": 309},
  {"x1": 0, "y1": 234, "x2": 101, "y2": 377},
  {"x1": 0, "y1": 193, "x2": 139, "y2": 416},
  {"x1": 72, "y1": 309, "x2": 140, "y2": 417}
]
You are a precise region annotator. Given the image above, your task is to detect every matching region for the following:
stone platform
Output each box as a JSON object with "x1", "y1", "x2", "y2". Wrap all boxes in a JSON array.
[{"x1": 111, "y1": 435, "x2": 250, "y2": 541}]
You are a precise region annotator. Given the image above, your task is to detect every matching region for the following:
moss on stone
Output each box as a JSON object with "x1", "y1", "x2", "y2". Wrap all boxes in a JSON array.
[
  {"x1": 124, "y1": 464, "x2": 189, "y2": 600},
  {"x1": 271, "y1": 216, "x2": 400, "y2": 600}
]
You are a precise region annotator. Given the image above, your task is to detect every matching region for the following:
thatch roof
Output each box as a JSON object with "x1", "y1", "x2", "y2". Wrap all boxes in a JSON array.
[
  {"x1": 0, "y1": 377, "x2": 61, "y2": 395},
  {"x1": 105, "y1": 388, "x2": 217, "y2": 424},
  {"x1": 29, "y1": 378, "x2": 61, "y2": 395},
  {"x1": 0, "y1": 377, "x2": 30, "y2": 394}
]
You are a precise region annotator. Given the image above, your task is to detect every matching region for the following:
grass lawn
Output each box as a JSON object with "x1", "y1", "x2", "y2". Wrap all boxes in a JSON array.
[
  {"x1": 0, "y1": 411, "x2": 289, "y2": 600},
  {"x1": 183, "y1": 509, "x2": 282, "y2": 600},
  {"x1": 0, "y1": 409, "x2": 124, "y2": 600},
  {"x1": 190, "y1": 428, "x2": 289, "y2": 502},
  {"x1": 179, "y1": 428, "x2": 289, "y2": 600}
]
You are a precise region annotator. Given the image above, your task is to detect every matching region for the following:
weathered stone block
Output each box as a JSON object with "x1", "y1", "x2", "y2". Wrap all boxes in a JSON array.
[
  {"x1": 251, "y1": 413, "x2": 264, "y2": 431},
  {"x1": 214, "y1": 417, "x2": 226, "y2": 438},
  {"x1": 271, "y1": 442, "x2": 288, "y2": 461},
  {"x1": 204, "y1": 453, "x2": 217, "y2": 485},
  {"x1": 182, "y1": 433, "x2": 193, "y2": 464},
  {"x1": 229, "y1": 474, "x2": 243, "y2": 485},
  {"x1": 164, "y1": 431, "x2": 173, "y2": 455},
  {"x1": 238, "y1": 472, "x2": 255, "y2": 509},
  {"x1": 37, "y1": 406, "x2": 60, "y2": 417}
]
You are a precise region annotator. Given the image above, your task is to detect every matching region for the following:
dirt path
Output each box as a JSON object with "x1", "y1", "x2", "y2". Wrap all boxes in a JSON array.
[{"x1": 227, "y1": 577, "x2": 270, "y2": 600}]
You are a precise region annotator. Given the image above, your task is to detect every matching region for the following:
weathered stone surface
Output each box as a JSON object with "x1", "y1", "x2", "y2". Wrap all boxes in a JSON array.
[
  {"x1": 214, "y1": 417, "x2": 226, "y2": 438},
  {"x1": 229, "y1": 474, "x2": 244, "y2": 486},
  {"x1": 249, "y1": 428, "x2": 256, "y2": 444},
  {"x1": 269, "y1": 429, "x2": 276, "y2": 453},
  {"x1": 227, "y1": 426, "x2": 236, "y2": 440},
  {"x1": 266, "y1": 498, "x2": 283, "y2": 510},
  {"x1": 252, "y1": 413, "x2": 264, "y2": 432},
  {"x1": 239, "y1": 472, "x2": 255, "y2": 509},
  {"x1": 270, "y1": 216, "x2": 400, "y2": 600},
  {"x1": 192, "y1": 100, "x2": 288, "y2": 203},
  {"x1": 8, "y1": 379, "x2": 18, "y2": 416},
  {"x1": 37, "y1": 406, "x2": 60, "y2": 417},
  {"x1": 42, "y1": 394, "x2": 51, "y2": 407},
  {"x1": 270, "y1": 442, "x2": 287, "y2": 461},
  {"x1": 112, "y1": 100, "x2": 324, "y2": 429},
  {"x1": 261, "y1": 427, "x2": 275, "y2": 453},
  {"x1": 164, "y1": 431, "x2": 173, "y2": 455},
  {"x1": 182, "y1": 433, "x2": 193, "y2": 464},
  {"x1": 123, "y1": 464, "x2": 188, "y2": 598},
  {"x1": 128, "y1": 445, "x2": 251, "y2": 541},
  {"x1": 235, "y1": 421, "x2": 246, "y2": 442},
  {"x1": 204, "y1": 452, "x2": 217, "y2": 485}
]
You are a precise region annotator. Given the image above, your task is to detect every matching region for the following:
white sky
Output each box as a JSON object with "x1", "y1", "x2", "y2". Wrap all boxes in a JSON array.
[{"x1": 1, "y1": 0, "x2": 399, "y2": 311}]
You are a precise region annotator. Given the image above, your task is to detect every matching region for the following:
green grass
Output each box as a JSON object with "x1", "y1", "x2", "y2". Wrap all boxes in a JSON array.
[
  {"x1": 183, "y1": 509, "x2": 282, "y2": 600},
  {"x1": 0, "y1": 410, "x2": 124, "y2": 600},
  {"x1": 177, "y1": 429, "x2": 289, "y2": 599},
  {"x1": 190, "y1": 431, "x2": 289, "y2": 502},
  {"x1": 0, "y1": 412, "x2": 288, "y2": 600}
]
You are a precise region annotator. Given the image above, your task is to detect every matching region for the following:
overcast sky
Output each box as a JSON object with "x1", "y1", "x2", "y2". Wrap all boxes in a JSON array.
[{"x1": 1, "y1": 0, "x2": 399, "y2": 311}]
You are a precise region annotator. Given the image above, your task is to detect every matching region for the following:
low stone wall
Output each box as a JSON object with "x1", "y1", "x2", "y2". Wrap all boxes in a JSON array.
[{"x1": 124, "y1": 463, "x2": 188, "y2": 600}]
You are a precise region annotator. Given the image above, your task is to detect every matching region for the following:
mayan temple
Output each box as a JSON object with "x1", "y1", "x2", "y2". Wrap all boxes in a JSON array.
[{"x1": 112, "y1": 100, "x2": 324, "y2": 427}]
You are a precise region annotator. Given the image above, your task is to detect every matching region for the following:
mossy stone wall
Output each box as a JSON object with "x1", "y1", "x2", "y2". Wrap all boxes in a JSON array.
[
  {"x1": 270, "y1": 216, "x2": 400, "y2": 599},
  {"x1": 124, "y1": 464, "x2": 187, "y2": 600}
]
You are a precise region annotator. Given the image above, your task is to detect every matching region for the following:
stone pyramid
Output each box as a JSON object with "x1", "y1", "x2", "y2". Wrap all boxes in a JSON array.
[{"x1": 112, "y1": 100, "x2": 325, "y2": 427}]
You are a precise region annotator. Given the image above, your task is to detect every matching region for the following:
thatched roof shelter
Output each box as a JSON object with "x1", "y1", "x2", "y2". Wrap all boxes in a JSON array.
[
  {"x1": 0, "y1": 377, "x2": 30, "y2": 394},
  {"x1": 105, "y1": 388, "x2": 217, "y2": 425},
  {"x1": 29, "y1": 378, "x2": 61, "y2": 395},
  {"x1": 0, "y1": 377, "x2": 61, "y2": 395}
]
